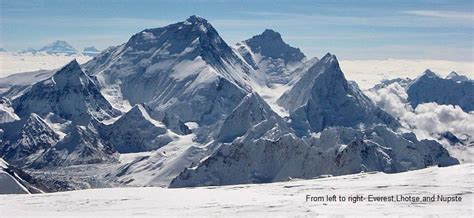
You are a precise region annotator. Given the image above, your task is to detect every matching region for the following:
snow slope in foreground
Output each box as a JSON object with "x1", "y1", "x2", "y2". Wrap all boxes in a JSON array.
[{"x1": 1, "y1": 164, "x2": 472, "y2": 217}]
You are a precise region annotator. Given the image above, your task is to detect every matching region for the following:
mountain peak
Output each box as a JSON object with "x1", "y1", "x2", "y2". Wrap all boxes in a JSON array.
[
  {"x1": 320, "y1": 52, "x2": 338, "y2": 65},
  {"x1": 38, "y1": 40, "x2": 77, "y2": 55},
  {"x1": 53, "y1": 60, "x2": 82, "y2": 80},
  {"x1": 261, "y1": 29, "x2": 282, "y2": 39},
  {"x1": 448, "y1": 71, "x2": 459, "y2": 77},
  {"x1": 422, "y1": 69, "x2": 437, "y2": 78},
  {"x1": 186, "y1": 15, "x2": 208, "y2": 24},
  {"x1": 446, "y1": 71, "x2": 470, "y2": 82},
  {"x1": 243, "y1": 29, "x2": 305, "y2": 63},
  {"x1": 52, "y1": 40, "x2": 69, "y2": 46}
]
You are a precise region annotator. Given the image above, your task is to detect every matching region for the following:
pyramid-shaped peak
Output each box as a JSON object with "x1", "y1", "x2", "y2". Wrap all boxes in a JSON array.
[
  {"x1": 446, "y1": 71, "x2": 470, "y2": 82},
  {"x1": 244, "y1": 29, "x2": 305, "y2": 62},
  {"x1": 261, "y1": 29, "x2": 282, "y2": 38},
  {"x1": 448, "y1": 71, "x2": 459, "y2": 76},
  {"x1": 421, "y1": 69, "x2": 438, "y2": 78},
  {"x1": 53, "y1": 60, "x2": 83, "y2": 79},
  {"x1": 320, "y1": 52, "x2": 338, "y2": 63},
  {"x1": 186, "y1": 15, "x2": 209, "y2": 24},
  {"x1": 60, "y1": 59, "x2": 81, "y2": 71},
  {"x1": 42, "y1": 40, "x2": 75, "y2": 50}
]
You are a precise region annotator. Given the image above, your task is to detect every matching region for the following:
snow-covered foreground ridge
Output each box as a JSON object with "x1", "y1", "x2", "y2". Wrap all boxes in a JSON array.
[{"x1": 1, "y1": 163, "x2": 472, "y2": 217}]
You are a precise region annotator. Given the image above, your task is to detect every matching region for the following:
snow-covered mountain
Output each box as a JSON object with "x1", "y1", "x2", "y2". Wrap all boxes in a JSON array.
[
  {"x1": 216, "y1": 92, "x2": 289, "y2": 143},
  {"x1": 235, "y1": 29, "x2": 307, "y2": 84},
  {"x1": 0, "y1": 112, "x2": 118, "y2": 169},
  {"x1": 407, "y1": 70, "x2": 474, "y2": 112},
  {"x1": 0, "y1": 16, "x2": 463, "y2": 191},
  {"x1": 37, "y1": 40, "x2": 78, "y2": 55},
  {"x1": 12, "y1": 60, "x2": 121, "y2": 125},
  {"x1": 171, "y1": 124, "x2": 457, "y2": 187},
  {"x1": 83, "y1": 15, "x2": 264, "y2": 126},
  {"x1": 446, "y1": 71, "x2": 471, "y2": 82},
  {"x1": 82, "y1": 46, "x2": 100, "y2": 57},
  {"x1": 367, "y1": 71, "x2": 474, "y2": 162},
  {"x1": 99, "y1": 104, "x2": 184, "y2": 153},
  {"x1": 278, "y1": 53, "x2": 399, "y2": 136},
  {"x1": 0, "y1": 98, "x2": 20, "y2": 123}
]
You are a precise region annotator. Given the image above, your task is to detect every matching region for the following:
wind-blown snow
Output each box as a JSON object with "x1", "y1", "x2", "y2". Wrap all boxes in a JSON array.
[{"x1": 0, "y1": 164, "x2": 472, "y2": 217}]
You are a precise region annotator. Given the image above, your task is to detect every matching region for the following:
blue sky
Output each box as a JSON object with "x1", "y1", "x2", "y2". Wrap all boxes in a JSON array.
[{"x1": 1, "y1": 0, "x2": 473, "y2": 60}]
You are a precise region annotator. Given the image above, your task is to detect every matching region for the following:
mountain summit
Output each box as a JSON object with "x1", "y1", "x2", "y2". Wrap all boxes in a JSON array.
[
  {"x1": 235, "y1": 29, "x2": 306, "y2": 84},
  {"x1": 244, "y1": 29, "x2": 305, "y2": 63},
  {"x1": 13, "y1": 60, "x2": 120, "y2": 125},
  {"x1": 407, "y1": 69, "x2": 474, "y2": 112},
  {"x1": 83, "y1": 15, "x2": 263, "y2": 125},
  {"x1": 38, "y1": 40, "x2": 77, "y2": 55},
  {"x1": 279, "y1": 53, "x2": 400, "y2": 135}
]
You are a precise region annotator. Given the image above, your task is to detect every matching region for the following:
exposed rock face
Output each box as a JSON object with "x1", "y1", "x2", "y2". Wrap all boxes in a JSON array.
[
  {"x1": 279, "y1": 53, "x2": 399, "y2": 136},
  {"x1": 407, "y1": 70, "x2": 474, "y2": 112}
]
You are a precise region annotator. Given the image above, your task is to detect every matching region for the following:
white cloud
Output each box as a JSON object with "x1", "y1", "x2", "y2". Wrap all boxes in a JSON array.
[
  {"x1": 366, "y1": 82, "x2": 474, "y2": 163},
  {"x1": 403, "y1": 10, "x2": 474, "y2": 20},
  {"x1": 340, "y1": 59, "x2": 474, "y2": 89}
]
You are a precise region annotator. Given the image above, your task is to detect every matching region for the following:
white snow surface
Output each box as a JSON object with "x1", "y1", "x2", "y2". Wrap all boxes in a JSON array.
[
  {"x1": 0, "y1": 158, "x2": 30, "y2": 195},
  {"x1": 0, "y1": 163, "x2": 472, "y2": 217}
]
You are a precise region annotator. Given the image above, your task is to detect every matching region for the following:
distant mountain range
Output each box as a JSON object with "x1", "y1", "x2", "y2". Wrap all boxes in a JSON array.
[
  {"x1": 7, "y1": 40, "x2": 101, "y2": 57},
  {"x1": 0, "y1": 15, "x2": 465, "y2": 192}
]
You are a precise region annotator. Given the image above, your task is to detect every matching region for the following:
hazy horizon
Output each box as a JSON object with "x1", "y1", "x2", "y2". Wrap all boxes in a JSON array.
[{"x1": 1, "y1": 0, "x2": 473, "y2": 61}]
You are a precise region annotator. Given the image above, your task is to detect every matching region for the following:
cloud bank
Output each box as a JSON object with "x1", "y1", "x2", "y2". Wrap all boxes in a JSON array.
[{"x1": 366, "y1": 82, "x2": 474, "y2": 162}]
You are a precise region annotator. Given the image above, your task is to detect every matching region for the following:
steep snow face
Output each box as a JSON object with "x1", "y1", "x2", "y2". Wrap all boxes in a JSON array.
[
  {"x1": 0, "y1": 98, "x2": 20, "y2": 123},
  {"x1": 278, "y1": 53, "x2": 399, "y2": 136},
  {"x1": 216, "y1": 92, "x2": 289, "y2": 143},
  {"x1": 235, "y1": 29, "x2": 307, "y2": 84},
  {"x1": 100, "y1": 104, "x2": 177, "y2": 153},
  {"x1": 407, "y1": 70, "x2": 474, "y2": 112},
  {"x1": 0, "y1": 158, "x2": 30, "y2": 194},
  {"x1": 12, "y1": 60, "x2": 121, "y2": 125},
  {"x1": 0, "y1": 113, "x2": 118, "y2": 169},
  {"x1": 38, "y1": 40, "x2": 77, "y2": 55},
  {"x1": 108, "y1": 133, "x2": 204, "y2": 187},
  {"x1": 83, "y1": 16, "x2": 260, "y2": 125},
  {"x1": 170, "y1": 125, "x2": 458, "y2": 187},
  {"x1": 0, "y1": 113, "x2": 61, "y2": 167}
]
